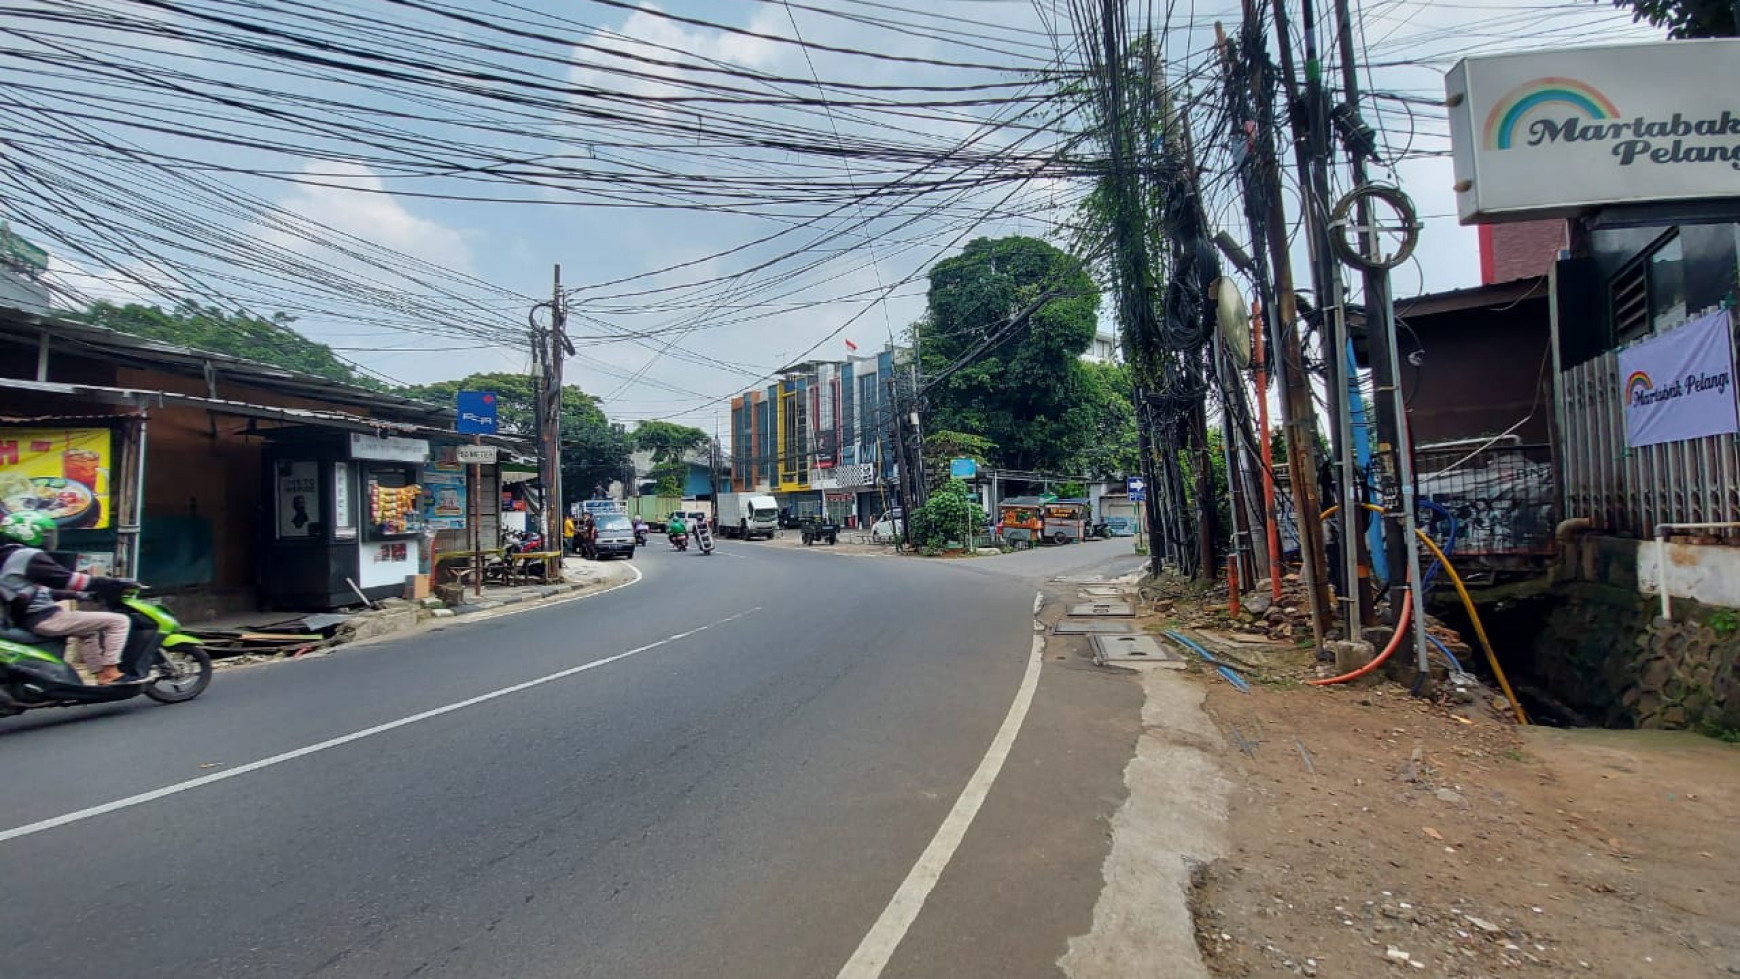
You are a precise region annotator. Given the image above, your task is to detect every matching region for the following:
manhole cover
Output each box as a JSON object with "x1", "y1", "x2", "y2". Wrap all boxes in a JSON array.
[
  {"x1": 1067, "y1": 602, "x2": 1134, "y2": 617},
  {"x1": 1052, "y1": 620, "x2": 1136, "y2": 635},
  {"x1": 1091, "y1": 634, "x2": 1186, "y2": 666}
]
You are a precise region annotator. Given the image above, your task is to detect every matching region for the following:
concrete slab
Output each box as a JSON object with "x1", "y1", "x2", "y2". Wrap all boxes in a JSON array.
[
  {"x1": 1068, "y1": 602, "x2": 1135, "y2": 617},
  {"x1": 1079, "y1": 586, "x2": 1129, "y2": 598},
  {"x1": 1052, "y1": 620, "x2": 1136, "y2": 635},
  {"x1": 1091, "y1": 634, "x2": 1186, "y2": 667}
]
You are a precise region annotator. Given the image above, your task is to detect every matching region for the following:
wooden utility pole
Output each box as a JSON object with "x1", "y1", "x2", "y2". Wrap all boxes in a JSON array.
[{"x1": 1226, "y1": 8, "x2": 1334, "y2": 646}]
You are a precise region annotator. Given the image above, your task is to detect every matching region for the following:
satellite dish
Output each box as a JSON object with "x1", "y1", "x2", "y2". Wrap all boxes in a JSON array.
[{"x1": 1213, "y1": 277, "x2": 1252, "y2": 368}]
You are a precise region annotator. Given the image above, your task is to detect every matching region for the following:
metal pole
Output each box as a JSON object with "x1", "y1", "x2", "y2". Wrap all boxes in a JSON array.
[
  {"x1": 1252, "y1": 303, "x2": 1283, "y2": 603},
  {"x1": 470, "y1": 439, "x2": 481, "y2": 597},
  {"x1": 1383, "y1": 285, "x2": 1432, "y2": 675}
]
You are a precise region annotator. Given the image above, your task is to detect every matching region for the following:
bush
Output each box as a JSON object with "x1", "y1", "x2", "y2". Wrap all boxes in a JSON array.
[{"x1": 910, "y1": 478, "x2": 987, "y2": 551}]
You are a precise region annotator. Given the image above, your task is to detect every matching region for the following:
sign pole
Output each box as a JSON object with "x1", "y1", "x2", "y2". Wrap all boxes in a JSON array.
[{"x1": 470, "y1": 438, "x2": 482, "y2": 597}]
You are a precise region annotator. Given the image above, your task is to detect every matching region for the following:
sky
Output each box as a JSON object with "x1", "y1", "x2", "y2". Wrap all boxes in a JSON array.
[{"x1": 0, "y1": 0, "x2": 1661, "y2": 434}]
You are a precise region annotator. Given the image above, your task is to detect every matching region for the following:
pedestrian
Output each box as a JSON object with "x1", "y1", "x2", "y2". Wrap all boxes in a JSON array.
[
  {"x1": 0, "y1": 511, "x2": 136, "y2": 685},
  {"x1": 564, "y1": 513, "x2": 577, "y2": 553},
  {"x1": 579, "y1": 512, "x2": 598, "y2": 560}
]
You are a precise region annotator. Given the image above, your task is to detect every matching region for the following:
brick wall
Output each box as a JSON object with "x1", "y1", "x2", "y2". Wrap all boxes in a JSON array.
[{"x1": 1478, "y1": 220, "x2": 1567, "y2": 284}]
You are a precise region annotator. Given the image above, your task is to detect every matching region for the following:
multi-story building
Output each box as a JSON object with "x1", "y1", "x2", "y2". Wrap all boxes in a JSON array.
[{"x1": 729, "y1": 347, "x2": 907, "y2": 527}]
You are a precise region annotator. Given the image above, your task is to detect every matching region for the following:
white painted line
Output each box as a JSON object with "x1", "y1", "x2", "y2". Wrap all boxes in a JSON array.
[
  {"x1": 457, "y1": 561, "x2": 642, "y2": 625},
  {"x1": 834, "y1": 592, "x2": 1047, "y2": 979},
  {"x1": 1033, "y1": 592, "x2": 1045, "y2": 616},
  {"x1": 0, "y1": 606, "x2": 760, "y2": 845}
]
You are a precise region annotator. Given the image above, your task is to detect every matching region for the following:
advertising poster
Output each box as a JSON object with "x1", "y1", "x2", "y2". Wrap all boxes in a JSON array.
[
  {"x1": 275, "y1": 460, "x2": 321, "y2": 538},
  {"x1": 0, "y1": 427, "x2": 113, "y2": 530},
  {"x1": 421, "y1": 448, "x2": 467, "y2": 531}
]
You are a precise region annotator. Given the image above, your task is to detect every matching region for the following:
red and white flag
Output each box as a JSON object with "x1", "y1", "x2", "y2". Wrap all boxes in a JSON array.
[{"x1": 844, "y1": 338, "x2": 858, "y2": 352}]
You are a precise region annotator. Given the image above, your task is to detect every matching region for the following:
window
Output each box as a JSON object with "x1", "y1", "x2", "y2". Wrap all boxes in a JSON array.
[
  {"x1": 1611, "y1": 231, "x2": 1687, "y2": 343},
  {"x1": 1648, "y1": 234, "x2": 1687, "y2": 332}
]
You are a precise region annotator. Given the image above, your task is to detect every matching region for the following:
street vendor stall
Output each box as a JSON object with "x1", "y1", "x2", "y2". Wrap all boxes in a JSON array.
[{"x1": 259, "y1": 432, "x2": 431, "y2": 609}]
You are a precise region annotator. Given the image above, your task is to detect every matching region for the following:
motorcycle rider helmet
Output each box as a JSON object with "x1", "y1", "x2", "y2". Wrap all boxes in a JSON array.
[{"x1": 0, "y1": 510, "x2": 57, "y2": 550}]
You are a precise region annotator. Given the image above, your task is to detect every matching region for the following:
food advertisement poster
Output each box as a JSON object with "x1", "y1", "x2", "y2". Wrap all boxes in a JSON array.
[
  {"x1": 0, "y1": 427, "x2": 113, "y2": 530},
  {"x1": 421, "y1": 450, "x2": 467, "y2": 531}
]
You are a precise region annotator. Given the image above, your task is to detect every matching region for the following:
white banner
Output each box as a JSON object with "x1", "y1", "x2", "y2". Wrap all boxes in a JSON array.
[{"x1": 1618, "y1": 309, "x2": 1738, "y2": 448}]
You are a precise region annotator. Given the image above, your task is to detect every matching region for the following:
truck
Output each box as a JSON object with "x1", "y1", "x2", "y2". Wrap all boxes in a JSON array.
[
  {"x1": 624, "y1": 495, "x2": 682, "y2": 530},
  {"x1": 716, "y1": 492, "x2": 780, "y2": 540}
]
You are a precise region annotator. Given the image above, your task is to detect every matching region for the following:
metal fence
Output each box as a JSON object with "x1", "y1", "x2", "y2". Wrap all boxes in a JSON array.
[
  {"x1": 1561, "y1": 343, "x2": 1740, "y2": 538},
  {"x1": 1415, "y1": 442, "x2": 1557, "y2": 556}
]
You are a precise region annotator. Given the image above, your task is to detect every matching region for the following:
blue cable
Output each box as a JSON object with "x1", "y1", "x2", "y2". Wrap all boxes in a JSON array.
[
  {"x1": 1425, "y1": 632, "x2": 1466, "y2": 674},
  {"x1": 1416, "y1": 498, "x2": 1457, "y2": 589}
]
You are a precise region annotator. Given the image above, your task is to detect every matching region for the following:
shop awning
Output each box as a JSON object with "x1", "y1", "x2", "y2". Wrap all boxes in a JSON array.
[{"x1": 0, "y1": 378, "x2": 532, "y2": 452}]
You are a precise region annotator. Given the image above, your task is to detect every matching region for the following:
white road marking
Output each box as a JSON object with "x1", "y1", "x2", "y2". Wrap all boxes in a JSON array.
[
  {"x1": 834, "y1": 592, "x2": 1048, "y2": 979},
  {"x1": 0, "y1": 607, "x2": 760, "y2": 845}
]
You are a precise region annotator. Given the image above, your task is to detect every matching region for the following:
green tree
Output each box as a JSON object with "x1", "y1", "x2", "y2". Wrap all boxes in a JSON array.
[
  {"x1": 632, "y1": 420, "x2": 710, "y2": 499},
  {"x1": 921, "y1": 429, "x2": 995, "y2": 490},
  {"x1": 1611, "y1": 0, "x2": 1735, "y2": 37},
  {"x1": 1071, "y1": 360, "x2": 1139, "y2": 478},
  {"x1": 69, "y1": 300, "x2": 382, "y2": 388},
  {"x1": 400, "y1": 372, "x2": 630, "y2": 505},
  {"x1": 918, "y1": 236, "x2": 1101, "y2": 474},
  {"x1": 909, "y1": 478, "x2": 987, "y2": 552}
]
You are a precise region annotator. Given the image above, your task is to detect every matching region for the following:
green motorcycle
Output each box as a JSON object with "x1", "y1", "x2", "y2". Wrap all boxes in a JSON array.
[{"x1": 0, "y1": 584, "x2": 212, "y2": 718}]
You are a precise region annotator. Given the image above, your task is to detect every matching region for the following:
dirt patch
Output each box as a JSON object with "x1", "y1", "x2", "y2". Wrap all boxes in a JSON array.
[{"x1": 1188, "y1": 677, "x2": 1740, "y2": 978}]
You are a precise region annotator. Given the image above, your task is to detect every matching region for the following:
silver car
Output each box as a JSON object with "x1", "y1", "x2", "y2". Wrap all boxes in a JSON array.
[{"x1": 593, "y1": 513, "x2": 637, "y2": 559}]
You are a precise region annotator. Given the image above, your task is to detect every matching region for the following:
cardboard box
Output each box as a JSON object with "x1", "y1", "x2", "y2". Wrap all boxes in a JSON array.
[{"x1": 404, "y1": 573, "x2": 431, "y2": 601}]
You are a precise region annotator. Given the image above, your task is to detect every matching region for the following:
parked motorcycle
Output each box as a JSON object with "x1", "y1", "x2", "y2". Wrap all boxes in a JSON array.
[
  {"x1": 503, "y1": 528, "x2": 544, "y2": 556},
  {"x1": 669, "y1": 531, "x2": 690, "y2": 552},
  {"x1": 0, "y1": 583, "x2": 212, "y2": 718}
]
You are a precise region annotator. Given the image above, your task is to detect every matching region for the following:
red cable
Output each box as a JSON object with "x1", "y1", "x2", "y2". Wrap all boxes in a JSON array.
[{"x1": 1305, "y1": 590, "x2": 1412, "y2": 686}]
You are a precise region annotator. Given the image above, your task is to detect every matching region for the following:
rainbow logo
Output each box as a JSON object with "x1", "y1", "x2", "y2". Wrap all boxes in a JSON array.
[
  {"x1": 1626, "y1": 370, "x2": 1653, "y2": 404},
  {"x1": 1484, "y1": 77, "x2": 1621, "y2": 150}
]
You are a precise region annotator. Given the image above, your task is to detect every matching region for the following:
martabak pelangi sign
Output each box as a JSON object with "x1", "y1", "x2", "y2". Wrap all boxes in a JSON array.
[{"x1": 1446, "y1": 39, "x2": 1740, "y2": 222}]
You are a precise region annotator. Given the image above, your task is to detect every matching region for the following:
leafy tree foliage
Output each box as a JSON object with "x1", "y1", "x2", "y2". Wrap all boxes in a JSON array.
[
  {"x1": 631, "y1": 420, "x2": 709, "y2": 461},
  {"x1": 70, "y1": 301, "x2": 384, "y2": 388},
  {"x1": 1073, "y1": 360, "x2": 1139, "y2": 478},
  {"x1": 632, "y1": 420, "x2": 710, "y2": 498},
  {"x1": 909, "y1": 478, "x2": 987, "y2": 552},
  {"x1": 400, "y1": 372, "x2": 630, "y2": 505},
  {"x1": 1611, "y1": 0, "x2": 1735, "y2": 37},
  {"x1": 918, "y1": 236, "x2": 1101, "y2": 474}
]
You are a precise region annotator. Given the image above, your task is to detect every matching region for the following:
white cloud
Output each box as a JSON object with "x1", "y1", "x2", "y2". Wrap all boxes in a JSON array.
[{"x1": 261, "y1": 162, "x2": 475, "y2": 274}]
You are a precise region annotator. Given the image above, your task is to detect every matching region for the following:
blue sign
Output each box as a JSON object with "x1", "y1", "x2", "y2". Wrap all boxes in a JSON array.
[
  {"x1": 949, "y1": 458, "x2": 977, "y2": 479},
  {"x1": 1126, "y1": 476, "x2": 1147, "y2": 502},
  {"x1": 456, "y1": 390, "x2": 498, "y2": 435}
]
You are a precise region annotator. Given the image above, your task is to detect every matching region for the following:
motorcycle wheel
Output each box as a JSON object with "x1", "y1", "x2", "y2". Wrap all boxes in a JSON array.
[{"x1": 145, "y1": 644, "x2": 213, "y2": 704}]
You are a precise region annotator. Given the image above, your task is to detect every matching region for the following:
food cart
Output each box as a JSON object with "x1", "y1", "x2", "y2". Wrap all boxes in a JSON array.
[
  {"x1": 1041, "y1": 499, "x2": 1091, "y2": 545},
  {"x1": 997, "y1": 497, "x2": 1046, "y2": 547}
]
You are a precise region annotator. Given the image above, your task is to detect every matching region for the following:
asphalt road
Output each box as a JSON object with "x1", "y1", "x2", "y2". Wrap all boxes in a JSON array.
[{"x1": 0, "y1": 538, "x2": 1145, "y2": 979}]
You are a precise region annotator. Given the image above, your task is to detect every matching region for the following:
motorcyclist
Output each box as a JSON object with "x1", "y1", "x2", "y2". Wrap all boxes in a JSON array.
[
  {"x1": 0, "y1": 511, "x2": 136, "y2": 685},
  {"x1": 632, "y1": 515, "x2": 648, "y2": 541},
  {"x1": 667, "y1": 513, "x2": 688, "y2": 543}
]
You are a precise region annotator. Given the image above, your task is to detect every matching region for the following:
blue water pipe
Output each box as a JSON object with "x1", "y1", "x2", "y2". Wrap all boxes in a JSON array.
[{"x1": 1346, "y1": 339, "x2": 1389, "y2": 584}]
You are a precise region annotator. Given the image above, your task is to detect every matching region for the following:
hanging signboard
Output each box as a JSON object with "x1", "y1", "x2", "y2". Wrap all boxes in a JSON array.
[
  {"x1": 456, "y1": 445, "x2": 498, "y2": 465},
  {"x1": 949, "y1": 458, "x2": 977, "y2": 479},
  {"x1": 349, "y1": 433, "x2": 429, "y2": 463},
  {"x1": 1446, "y1": 39, "x2": 1740, "y2": 222},
  {"x1": 0, "y1": 427, "x2": 114, "y2": 530},
  {"x1": 456, "y1": 391, "x2": 498, "y2": 435},
  {"x1": 1618, "y1": 309, "x2": 1738, "y2": 448}
]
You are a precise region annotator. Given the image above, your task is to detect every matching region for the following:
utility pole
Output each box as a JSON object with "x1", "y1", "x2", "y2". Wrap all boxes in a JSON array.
[
  {"x1": 1228, "y1": 6, "x2": 1334, "y2": 647},
  {"x1": 1332, "y1": 0, "x2": 1408, "y2": 615},
  {"x1": 538, "y1": 264, "x2": 572, "y2": 580}
]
